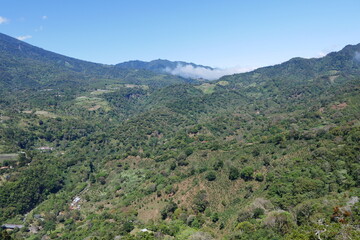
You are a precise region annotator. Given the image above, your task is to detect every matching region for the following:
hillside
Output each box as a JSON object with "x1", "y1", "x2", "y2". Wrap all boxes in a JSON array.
[
  {"x1": 0, "y1": 40, "x2": 359, "y2": 240},
  {"x1": 221, "y1": 43, "x2": 360, "y2": 86},
  {"x1": 0, "y1": 33, "x2": 194, "y2": 91}
]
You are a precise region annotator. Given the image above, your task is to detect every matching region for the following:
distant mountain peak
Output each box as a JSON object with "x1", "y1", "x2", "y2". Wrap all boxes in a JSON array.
[
  {"x1": 116, "y1": 59, "x2": 213, "y2": 75},
  {"x1": 218, "y1": 41, "x2": 360, "y2": 87},
  {"x1": 0, "y1": 32, "x2": 196, "y2": 89},
  {"x1": 115, "y1": 59, "x2": 254, "y2": 80}
]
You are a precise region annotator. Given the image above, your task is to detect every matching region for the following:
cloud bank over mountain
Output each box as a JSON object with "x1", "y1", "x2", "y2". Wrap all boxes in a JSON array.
[{"x1": 165, "y1": 64, "x2": 253, "y2": 80}]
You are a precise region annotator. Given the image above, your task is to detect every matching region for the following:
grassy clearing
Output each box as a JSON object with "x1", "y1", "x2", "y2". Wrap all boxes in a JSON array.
[
  {"x1": 35, "y1": 111, "x2": 57, "y2": 118},
  {"x1": 90, "y1": 89, "x2": 113, "y2": 95},
  {"x1": 0, "y1": 116, "x2": 11, "y2": 121},
  {"x1": 22, "y1": 110, "x2": 57, "y2": 118},
  {"x1": 217, "y1": 81, "x2": 229, "y2": 86},
  {"x1": 195, "y1": 83, "x2": 216, "y2": 94},
  {"x1": 75, "y1": 96, "x2": 111, "y2": 111},
  {"x1": 105, "y1": 83, "x2": 149, "y2": 90},
  {"x1": 124, "y1": 84, "x2": 149, "y2": 90},
  {"x1": 0, "y1": 153, "x2": 18, "y2": 162},
  {"x1": 195, "y1": 81, "x2": 229, "y2": 94}
]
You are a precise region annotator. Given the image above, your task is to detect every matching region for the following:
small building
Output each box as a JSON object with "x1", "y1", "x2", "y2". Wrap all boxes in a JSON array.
[
  {"x1": 36, "y1": 146, "x2": 54, "y2": 151},
  {"x1": 70, "y1": 196, "x2": 81, "y2": 210},
  {"x1": 1, "y1": 224, "x2": 24, "y2": 229}
]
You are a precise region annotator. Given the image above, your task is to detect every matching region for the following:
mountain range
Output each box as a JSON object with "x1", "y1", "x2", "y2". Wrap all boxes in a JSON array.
[
  {"x1": 0, "y1": 33, "x2": 215, "y2": 90},
  {"x1": 0, "y1": 32, "x2": 359, "y2": 240}
]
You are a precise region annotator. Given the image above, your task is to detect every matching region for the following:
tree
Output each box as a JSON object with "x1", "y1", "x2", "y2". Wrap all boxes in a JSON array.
[
  {"x1": 161, "y1": 201, "x2": 178, "y2": 219},
  {"x1": 255, "y1": 173, "x2": 264, "y2": 182},
  {"x1": 241, "y1": 166, "x2": 254, "y2": 181},
  {"x1": 44, "y1": 220, "x2": 56, "y2": 233},
  {"x1": 1, "y1": 230, "x2": 12, "y2": 240},
  {"x1": 213, "y1": 160, "x2": 224, "y2": 170},
  {"x1": 252, "y1": 148, "x2": 260, "y2": 157},
  {"x1": 263, "y1": 210, "x2": 294, "y2": 234},
  {"x1": 170, "y1": 161, "x2": 177, "y2": 170},
  {"x1": 229, "y1": 166, "x2": 240, "y2": 180},
  {"x1": 211, "y1": 212, "x2": 219, "y2": 222},
  {"x1": 253, "y1": 208, "x2": 265, "y2": 218},
  {"x1": 193, "y1": 190, "x2": 209, "y2": 213},
  {"x1": 205, "y1": 171, "x2": 217, "y2": 181},
  {"x1": 122, "y1": 221, "x2": 134, "y2": 233}
]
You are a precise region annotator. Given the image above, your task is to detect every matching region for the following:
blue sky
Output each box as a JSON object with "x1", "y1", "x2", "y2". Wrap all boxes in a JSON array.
[{"x1": 1, "y1": 0, "x2": 360, "y2": 70}]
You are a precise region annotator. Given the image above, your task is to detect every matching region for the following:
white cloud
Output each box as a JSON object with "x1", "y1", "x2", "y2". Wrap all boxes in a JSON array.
[
  {"x1": 16, "y1": 35, "x2": 32, "y2": 41},
  {"x1": 317, "y1": 52, "x2": 327, "y2": 58},
  {"x1": 42, "y1": 15, "x2": 48, "y2": 20},
  {"x1": 355, "y1": 52, "x2": 360, "y2": 62},
  {"x1": 165, "y1": 64, "x2": 253, "y2": 80},
  {"x1": 0, "y1": 16, "x2": 9, "y2": 24},
  {"x1": 316, "y1": 45, "x2": 339, "y2": 58}
]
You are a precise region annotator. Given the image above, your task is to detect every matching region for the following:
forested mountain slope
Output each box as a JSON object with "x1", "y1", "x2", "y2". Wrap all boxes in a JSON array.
[
  {"x1": 0, "y1": 33, "x2": 193, "y2": 90},
  {"x1": 222, "y1": 43, "x2": 360, "y2": 86},
  {"x1": 0, "y1": 40, "x2": 359, "y2": 239}
]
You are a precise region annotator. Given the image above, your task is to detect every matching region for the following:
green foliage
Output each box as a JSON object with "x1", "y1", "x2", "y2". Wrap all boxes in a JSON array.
[
  {"x1": 123, "y1": 221, "x2": 135, "y2": 233},
  {"x1": 211, "y1": 212, "x2": 219, "y2": 222},
  {"x1": 263, "y1": 210, "x2": 295, "y2": 234},
  {"x1": 0, "y1": 230, "x2": 12, "y2": 240},
  {"x1": 161, "y1": 201, "x2": 178, "y2": 219},
  {"x1": 235, "y1": 221, "x2": 255, "y2": 233},
  {"x1": 240, "y1": 166, "x2": 254, "y2": 181},
  {"x1": 229, "y1": 166, "x2": 240, "y2": 180},
  {"x1": 255, "y1": 173, "x2": 264, "y2": 182},
  {"x1": 1, "y1": 34, "x2": 360, "y2": 240},
  {"x1": 213, "y1": 159, "x2": 224, "y2": 170},
  {"x1": 0, "y1": 163, "x2": 63, "y2": 221},
  {"x1": 205, "y1": 171, "x2": 217, "y2": 181},
  {"x1": 193, "y1": 190, "x2": 209, "y2": 213},
  {"x1": 253, "y1": 208, "x2": 265, "y2": 219}
]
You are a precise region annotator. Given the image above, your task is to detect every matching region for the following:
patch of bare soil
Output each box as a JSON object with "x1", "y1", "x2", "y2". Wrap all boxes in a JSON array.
[
  {"x1": 88, "y1": 105, "x2": 101, "y2": 111},
  {"x1": 331, "y1": 102, "x2": 347, "y2": 110}
]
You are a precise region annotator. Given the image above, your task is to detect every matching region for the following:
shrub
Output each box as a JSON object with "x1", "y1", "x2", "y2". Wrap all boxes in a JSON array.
[
  {"x1": 235, "y1": 221, "x2": 255, "y2": 233},
  {"x1": 229, "y1": 166, "x2": 240, "y2": 180},
  {"x1": 193, "y1": 190, "x2": 209, "y2": 213},
  {"x1": 170, "y1": 161, "x2": 177, "y2": 170},
  {"x1": 187, "y1": 215, "x2": 196, "y2": 226},
  {"x1": 240, "y1": 166, "x2": 254, "y2": 181},
  {"x1": 160, "y1": 201, "x2": 178, "y2": 219},
  {"x1": 253, "y1": 208, "x2": 265, "y2": 218},
  {"x1": 252, "y1": 148, "x2": 260, "y2": 157},
  {"x1": 165, "y1": 185, "x2": 176, "y2": 194},
  {"x1": 211, "y1": 212, "x2": 219, "y2": 222},
  {"x1": 213, "y1": 160, "x2": 224, "y2": 170},
  {"x1": 263, "y1": 210, "x2": 295, "y2": 234},
  {"x1": 255, "y1": 173, "x2": 264, "y2": 182},
  {"x1": 185, "y1": 148, "x2": 194, "y2": 156},
  {"x1": 146, "y1": 183, "x2": 157, "y2": 194},
  {"x1": 205, "y1": 171, "x2": 217, "y2": 181},
  {"x1": 122, "y1": 221, "x2": 134, "y2": 233},
  {"x1": 237, "y1": 210, "x2": 252, "y2": 222},
  {"x1": 219, "y1": 222, "x2": 225, "y2": 229}
]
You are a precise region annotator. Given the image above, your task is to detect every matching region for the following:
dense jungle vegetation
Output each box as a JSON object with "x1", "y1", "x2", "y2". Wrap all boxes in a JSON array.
[{"x1": 0, "y1": 33, "x2": 359, "y2": 239}]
